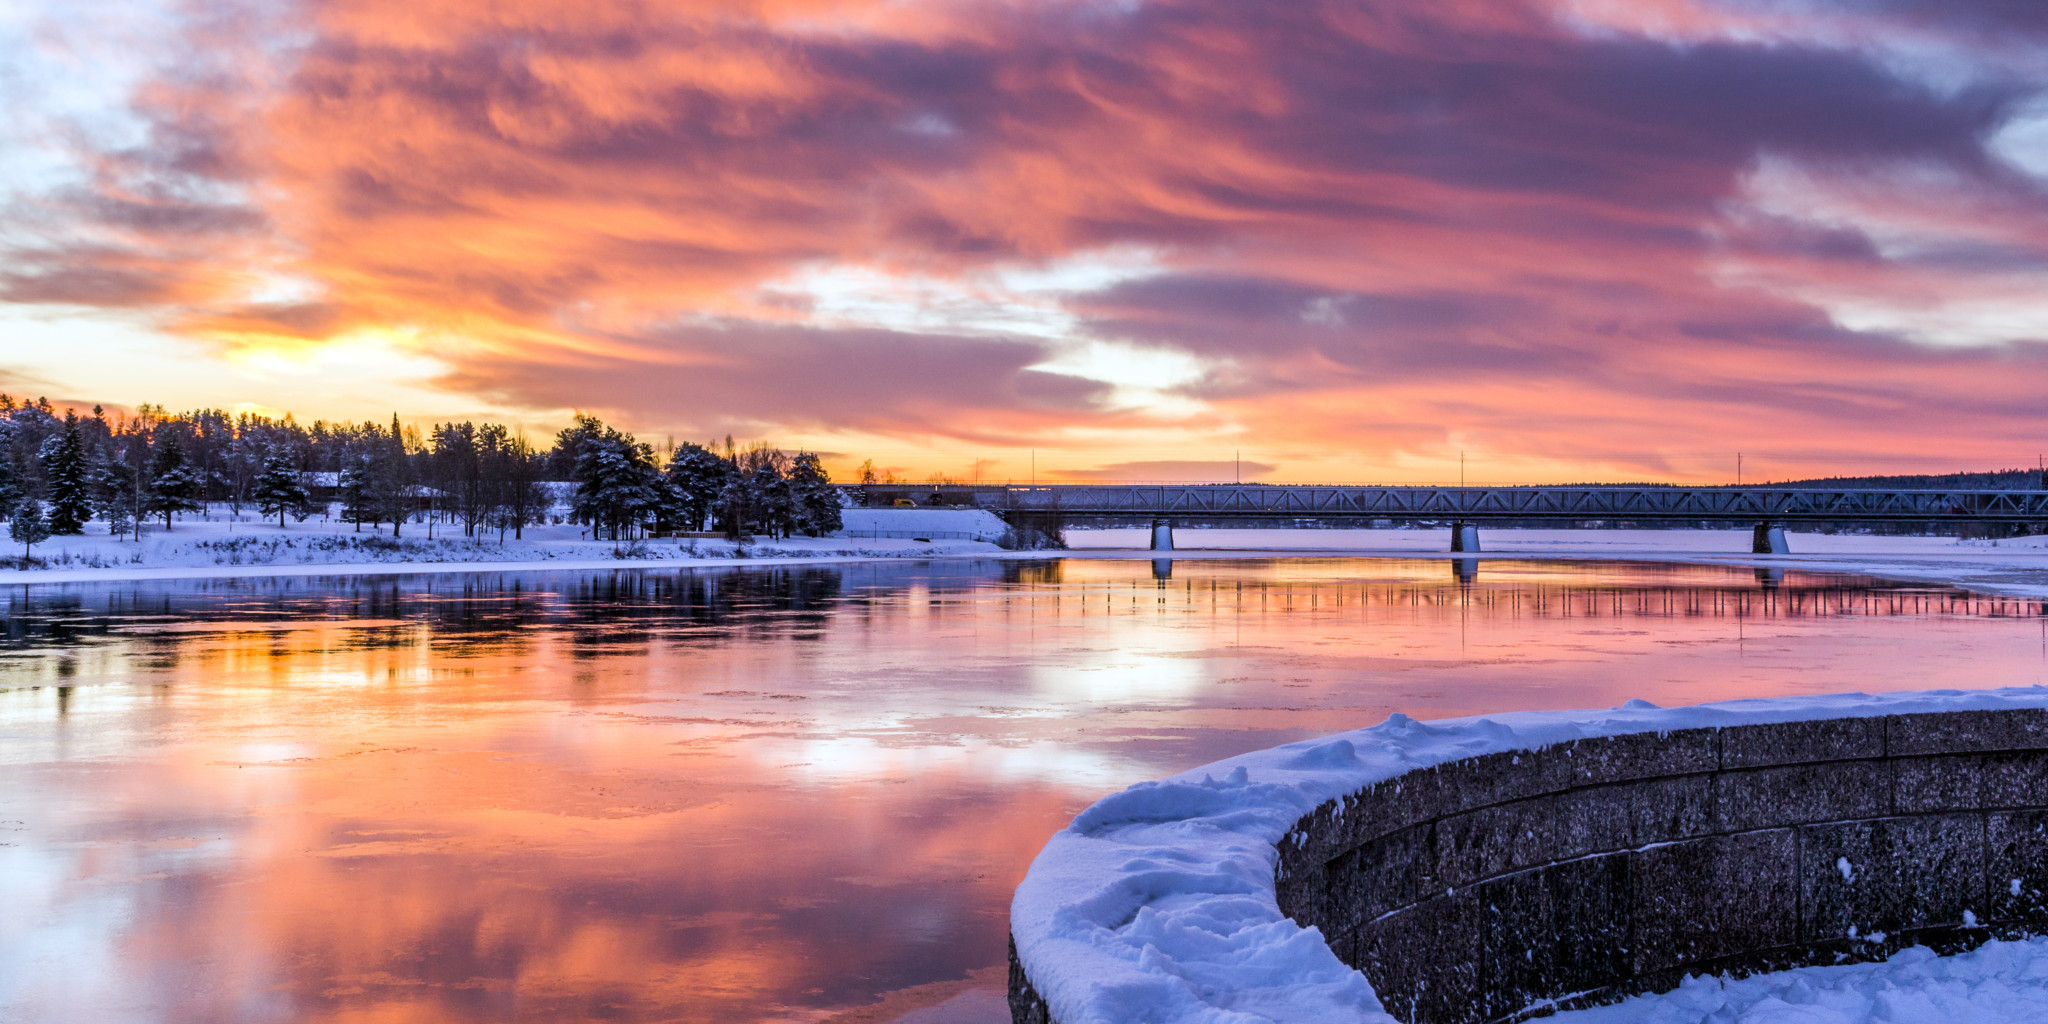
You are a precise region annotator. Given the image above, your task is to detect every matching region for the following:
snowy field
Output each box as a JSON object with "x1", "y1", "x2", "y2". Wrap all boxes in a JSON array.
[{"x1": 1556, "y1": 939, "x2": 2048, "y2": 1024}]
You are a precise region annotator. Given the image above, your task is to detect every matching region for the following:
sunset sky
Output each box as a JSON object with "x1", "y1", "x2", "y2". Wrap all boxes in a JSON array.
[{"x1": 4, "y1": 0, "x2": 2048, "y2": 483}]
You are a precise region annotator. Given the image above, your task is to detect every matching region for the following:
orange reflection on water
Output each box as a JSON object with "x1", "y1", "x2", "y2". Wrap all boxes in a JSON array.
[{"x1": 3, "y1": 559, "x2": 2047, "y2": 1022}]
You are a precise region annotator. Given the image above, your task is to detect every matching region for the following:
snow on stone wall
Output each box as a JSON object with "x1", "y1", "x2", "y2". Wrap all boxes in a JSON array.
[{"x1": 1008, "y1": 688, "x2": 2048, "y2": 1024}]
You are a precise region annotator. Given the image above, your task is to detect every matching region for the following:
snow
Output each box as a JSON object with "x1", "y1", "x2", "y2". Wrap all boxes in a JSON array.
[
  {"x1": 0, "y1": 508, "x2": 1005, "y2": 584},
  {"x1": 840, "y1": 507, "x2": 1010, "y2": 540},
  {"x1": 1009, "y1": 686, "x2": 2048, "y2": 1024},
  {"x1": 1553, "y1": 938, "x2": 2048, "y2": 1023}
]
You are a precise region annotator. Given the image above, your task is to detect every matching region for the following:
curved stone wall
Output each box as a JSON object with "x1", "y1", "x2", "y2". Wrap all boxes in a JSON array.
[
  {"x1": 1273, "y1": 708, "x2": 2048, "y2": 1023},
  {"x1": 1009, "y1": 706, "x2": 2048, "y2": 1023}
]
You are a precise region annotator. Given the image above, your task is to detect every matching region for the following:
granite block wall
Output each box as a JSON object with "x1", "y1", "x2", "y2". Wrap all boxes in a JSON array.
[
  {"x1": 1277, "y1": 710, "x2": 2048, "y2": 1022},
  {"x1": 1009, "y1": 709, "x2": 2048, "y2": 1024}
]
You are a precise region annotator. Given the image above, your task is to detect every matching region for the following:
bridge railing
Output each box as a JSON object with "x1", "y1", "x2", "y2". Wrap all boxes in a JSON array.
[{"x1": 852, "y1": 484, "x2": 2048, "y2": 523}]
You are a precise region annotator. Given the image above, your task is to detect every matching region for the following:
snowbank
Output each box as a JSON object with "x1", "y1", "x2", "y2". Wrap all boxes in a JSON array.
[
  {"x1": 1556, "y1": 938, "x2": 2048, "y2": 1023},
  {"x1": 0, "y1": 513, "x2": 1001, "y2": 585},
  {"x1": 1009, "y1": 686, "x2": 2048, "y2": 1024}
]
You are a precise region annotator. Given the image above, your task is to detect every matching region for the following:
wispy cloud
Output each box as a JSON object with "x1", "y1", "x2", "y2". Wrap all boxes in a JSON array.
[{"x1": 6, "y1": 0, "x2": 2048, "y2": 478}]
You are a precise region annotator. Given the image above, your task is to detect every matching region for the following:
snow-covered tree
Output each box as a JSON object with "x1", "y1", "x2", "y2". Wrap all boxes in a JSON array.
[
  {"x1": 37, "y1": 411, "x2": 91, "y2": 534},
  {"x1": 661, "y1": 442, "x2": 731, "y2": 533},
  {"x1": 789, "y1": 452, "x2": 842, "y2": 537},
  {"x1": 572, "y1": 428, "x2": 657, "y2": 541},
  {"x1": 252, "y1": 447, "x2": 312, "y2": 527},
  {"x1": 9, "y1": 501, "x2": 49, "y2": 559},
  {"x1": 143, "y1": 431, "x2": 204, "y2": 529}
]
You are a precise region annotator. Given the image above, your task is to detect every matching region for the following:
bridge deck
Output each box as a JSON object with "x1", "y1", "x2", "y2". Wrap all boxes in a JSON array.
[{"x1": 858, "y1": 484, "x2": 2048, "y2": 523}]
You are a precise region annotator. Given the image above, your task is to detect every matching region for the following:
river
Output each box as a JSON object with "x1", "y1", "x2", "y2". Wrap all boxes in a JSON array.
[{"x1": 3, "y1": 557, "x2": 2044, "y2": 1022}]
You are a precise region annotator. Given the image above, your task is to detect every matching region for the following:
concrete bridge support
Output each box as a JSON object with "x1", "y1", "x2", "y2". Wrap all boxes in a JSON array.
[
  {"x1": 1450, "y1": 522, "x2": 1480, "y2": 553},
  {"x1": 1149, "y1": 519, "x2": 1175, "y2": 551},
  {"x1": 1753, "y1": 522, "x2": 1789, "y2": 554}
]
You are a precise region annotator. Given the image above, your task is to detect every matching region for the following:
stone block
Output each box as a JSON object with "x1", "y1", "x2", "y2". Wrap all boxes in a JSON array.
[
  {"x1": 1889, "y1": 709, "x2": 2048, "y2": 757},
  {"x1": 1563, "y1": 729, "x2": 1719, "y2": 787},
  {"x1": 1273, "y1": 862, "x2": 1327, "y2": 929},
  {"x1": 1894, "y1": 756, "x2": 1982, "y2": 815},
  {"x1": 1988, "y1": 810, "x2": 2048, "y2": 923},
  {"x1": 1435, "y1": 798, "x2": 1556, "y2": 888},
  {"x1": 1555, "y1": 785, "x2": 1633, "y2": 859},
  {"x1": 1982, "y1": 751, "x2": 2048, "y2": 809},
  {"x1": 1631, "y1": 774, "x2": 1717, "y2": 846},
  {"x1": 1475, "y1": 871, "x2": 1555, "y2": 1020},
  {"x1": 1548, "y1": 854, "x2": 1630, "y2": 995},
  {"x1": 1721, "y1": 717, "x2": 1884, "y2": 769},
  {"x1": 1799, "y1": 815, "x2": 1983, "y2": 944},
  {"x1": 1629, "y1": 830, "x2": 1797, "y2": 976},
  {"x1": 1356, "y1": 895, "x2": 1482, "y2": 1024},
  {"x1": 1330, "y1": 822, "x2": 1439, "y2": 928},
  {"x1": 1715, "y1": 761, "x2": 1889, "y2": 832},
  {"x1": 1436, "y1": 747, "x2": 1574, "y2": 814},
  {"x1": 1354, "y1": 769, "x2": 1447, "y2": 838}
]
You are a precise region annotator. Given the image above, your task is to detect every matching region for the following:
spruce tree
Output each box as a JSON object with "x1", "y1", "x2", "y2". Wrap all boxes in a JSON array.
[
  {"x1": 95, "y1": 456, "x2": 140, "y2": 541},
  {"x1": 253, "y1": 447, "x2": 311, "y2": 527},
  {"x1": 338, "y1": 453, "x2": 374, "y2": 531},
  {"x1": 0, "y1": 450, "x2": 22, "y2": 522},
  {"x1": 143, "y1": 431, "x2": 204, "y2": 529},
  {"x1": 9, "y1": 501, "x2": 49, "y2": 559},
  {"x1": 571, "y1": 432, "x2": 656, "y2": 542},
  {"x1": 38, "y1": 411, "x2": 91, "y2": 534}
]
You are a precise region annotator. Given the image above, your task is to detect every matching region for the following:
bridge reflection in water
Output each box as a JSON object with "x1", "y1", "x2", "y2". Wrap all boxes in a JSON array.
[{"x1": 1126, "y1": 556, "x2": 2045, "y2": 622}]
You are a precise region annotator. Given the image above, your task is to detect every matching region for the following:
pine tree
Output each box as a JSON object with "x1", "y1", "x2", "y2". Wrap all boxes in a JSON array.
[
  {"x1": 10, "y1": 501, "x2": 49, "y2": 559},
  {"x1": 143, "y1": 431, "x2": 204, "y2": 529},
  {"x1": 789, "y1": 452, "x2": 842, "y2": 537},
  {"x1": 664, "y1": 442, "x2": 732, "y2": 532},
  {"x1": 252, "y1": 447, "x2": 311, "y2": 527},
  {"x1": 572, "y1": 432, "x2": 656, "y2": 541},
  {"x1": 37, "y1": 411, "x2": 91, "y2": 534}
]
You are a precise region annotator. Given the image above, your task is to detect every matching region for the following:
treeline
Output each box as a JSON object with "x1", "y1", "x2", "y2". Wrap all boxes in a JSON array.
[{"x1": 0, "y1": 395, "x2": 841, "y2": 550}]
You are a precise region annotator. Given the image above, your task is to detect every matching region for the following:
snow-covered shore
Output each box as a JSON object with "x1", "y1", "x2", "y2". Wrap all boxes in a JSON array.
[
  {"x1": 0, "y1": 508, "x2": 1009, "y2": 585},
  {"x1": 9, "y1": 515, "x2": 2048, "y2": 595}
]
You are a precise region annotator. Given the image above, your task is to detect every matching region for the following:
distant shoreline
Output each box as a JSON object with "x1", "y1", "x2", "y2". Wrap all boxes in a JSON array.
[{"x1": 9, "y1": 524, "x2": 2048, "y2": 600}]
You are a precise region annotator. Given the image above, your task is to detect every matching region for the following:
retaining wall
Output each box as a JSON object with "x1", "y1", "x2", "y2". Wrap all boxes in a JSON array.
[
  {"x1": 1011, "y1": 707, "x2": 2048, "y2": 1023},
  {"x1": 1277, "y1": 708, "x2": 2048, "y2": 1022}
]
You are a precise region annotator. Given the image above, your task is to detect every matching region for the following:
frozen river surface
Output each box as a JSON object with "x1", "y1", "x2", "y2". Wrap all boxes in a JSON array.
[{"x1": 3, "y1": 556, "x2": 2048, "y2": 1023}]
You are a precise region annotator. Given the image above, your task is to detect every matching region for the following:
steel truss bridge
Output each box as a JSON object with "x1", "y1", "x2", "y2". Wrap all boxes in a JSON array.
[
  {"x1": 864, "y1": 484, "x2": 2048, "y2": 523},
  {"x1": 858, "y1": 484, "x2": 2048, "y2": 553}
]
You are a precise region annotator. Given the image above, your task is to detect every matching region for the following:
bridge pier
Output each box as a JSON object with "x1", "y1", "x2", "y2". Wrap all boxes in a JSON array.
[
  {"x1": 1450, "y1": 522, "x2": 1480, "y2": 553},
  {"x1": 1752, "y1": 522, "x2": 1789, "y2": 555},
  {"x1": 1149, "y1": 519, "x2": 1175, "y2": 551}
]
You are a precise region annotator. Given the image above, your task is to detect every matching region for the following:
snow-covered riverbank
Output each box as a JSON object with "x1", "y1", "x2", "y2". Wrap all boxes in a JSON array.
[
  {"x1": 0, "y1": 509, "x2": 1008, "y2": 584},
  {"x1": 11, "y1": 515, "x2": 2048, "y2": 597}
]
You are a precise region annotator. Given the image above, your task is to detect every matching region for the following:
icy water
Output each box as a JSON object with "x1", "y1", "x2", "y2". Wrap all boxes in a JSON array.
[{"x1": 4, "y1": 557, "x2": 2048, "y2": 1024}]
